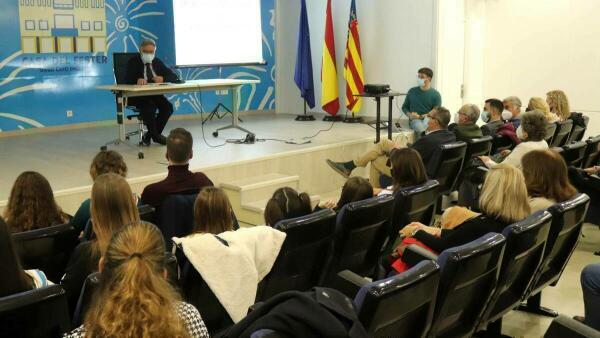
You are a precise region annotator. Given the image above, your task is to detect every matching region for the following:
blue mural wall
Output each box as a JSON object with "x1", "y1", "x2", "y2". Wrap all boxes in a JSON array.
[{"x1": 0, "y1": 0, "x2": 275, "y2": 132}]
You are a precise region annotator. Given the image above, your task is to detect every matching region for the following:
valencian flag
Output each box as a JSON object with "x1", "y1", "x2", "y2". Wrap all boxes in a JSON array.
[
  {"x1": 344, "y1": 0, "x2": 364, "y2": 113},
  {"x1": 320, "y1": 0, "x2": 340, "y2": 116},
  {"x1": 294, "y1": 0, "x2": 315, "y2": 108}
]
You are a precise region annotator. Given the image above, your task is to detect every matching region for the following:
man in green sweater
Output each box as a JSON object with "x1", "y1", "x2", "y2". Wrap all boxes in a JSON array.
[
  {"x1": 449, "y1": 103, "x2": 483, "y2": 141},
  {"x1": 402, "y1": 67, "x2": 442, "y2": 135}
]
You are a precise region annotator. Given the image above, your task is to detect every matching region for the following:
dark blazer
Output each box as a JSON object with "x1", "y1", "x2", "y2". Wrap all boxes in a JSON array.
[
  {"x1": 411, "y1": 129, "x2": 457, "y2": 175},
  {"x1": 60, "y1": 241, "x2": 99, "y2": 313},
  {"x1": 125, "y1": 54, "x2": 179, "y2": 85}
]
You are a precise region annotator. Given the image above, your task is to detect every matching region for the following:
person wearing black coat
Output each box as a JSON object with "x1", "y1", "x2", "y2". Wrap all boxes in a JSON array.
[{"x1": 125, "y1": 39, "x2": 180, "y2": 145}]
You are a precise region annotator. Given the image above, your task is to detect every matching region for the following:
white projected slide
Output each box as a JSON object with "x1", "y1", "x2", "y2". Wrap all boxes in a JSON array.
[{"x1": 173, "y1": 0, "x2": 264, "y2": 67}]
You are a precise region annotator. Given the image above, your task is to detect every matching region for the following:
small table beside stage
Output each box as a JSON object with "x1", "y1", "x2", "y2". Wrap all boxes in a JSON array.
[
  {"x1": 355, "y1": 91, "x2": 405, "y2": 143},
  {"x1": 96, "y1": 78, "x2": 260, "y2": 145}
]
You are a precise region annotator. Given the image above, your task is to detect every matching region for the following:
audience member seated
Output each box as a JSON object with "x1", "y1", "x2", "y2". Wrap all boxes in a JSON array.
[
  {"x1": 528, "y1": 96, "x2": 558, "y2": 123},
  {"x1": 192, "y1": 187, "x2": 235, "y2": 235},
  {"x1": 569, "y1": 162, "x2": 600, "y2": 225},
  {"x1": 522, "y1": 149, "x2": 578, "y2": 213},
  {"x1": 71, "y1": 150, "x2": 128, "y2": 233},
  {"x1": 503, "y1": 96, "x2": 523, "y2": 128},
  {"x1": 575, "y1": 263, "x2": 600, "y2": 331},
  {"x1": 61, "y1": 173, "x2": 140, "y2": 312},
  {"x1": 326, "y1": 107, "x2": 455, "y2": 186},
  {"x1": 65, "y1": 221, "x2": 209, "y2": 338},
  {"x1": 391, "y1": 163, "x2": 530, "y2": 273},
  {"x1": 173, "y1": 190, "x2": 286, "y2": 324},
  {"x1": 547, "y1": 89, "x2": 571, "y2": 122},
  {"x1": 264, "y1": 187, "x2": 313, "y2": 227},
  {"x1": 3, "y1": 171, "x2": 69, "y2": 232},
  {"x1": 141, "y1": 128, "x2": 213, "y2": 209},
  {"x1": 481, "y1": 98, "x2": 506, "y2": 136},
  {"x1": 479, "y1": 109, "x2": 549, "y2": 170},
  {"x1": 316, "y1": 176, "x2": 373, "y2": 211},
  {"x1": 0, "y1": 216, "x2": 52, "y2": 297},
  {"x1": 448, "y1": 104, "x2": 483, "y2": 141},
  {"x1": 375, "y1": 147, "x2": 428, "y2": 196}
]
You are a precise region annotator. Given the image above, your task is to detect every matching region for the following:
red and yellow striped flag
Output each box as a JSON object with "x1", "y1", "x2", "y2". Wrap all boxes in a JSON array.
[
  {"x1": 321, "y1": 0, "x2": 340, "y2": 116},
  {"x1": 344, "y1": 0, "x2": 364, "y2": 113}
]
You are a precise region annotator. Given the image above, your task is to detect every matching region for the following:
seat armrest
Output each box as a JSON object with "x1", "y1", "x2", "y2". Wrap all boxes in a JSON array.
[
  {"x1": 545, "y1": 314, "x2": 600, "y2": 338},
  {"x1": 402, "y1": 244, "x2": 438, "y2": 266},
  {"x1": 335, "y1": 270, "x2": 370, "y2": 298}
]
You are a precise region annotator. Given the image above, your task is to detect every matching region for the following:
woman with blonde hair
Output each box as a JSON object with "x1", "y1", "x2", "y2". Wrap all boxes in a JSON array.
[
  {"x1": 65, "y1": 221, "x2": 208, "y2": 338},
  {"x1": 528, "y1": 96, "x2": 558, "y2": 122},
  {"x1": 522, "y1": 149, "x2": 577, "y2": 212},
  {"x1": 71, "y1": 150, "x2": 128, "y2": 232},
  {"x1": 61, "y1": 173, "x2": 140, "y2": 312},
  {"x1": 4, "y1": 171, "x2": 69, "y2": 232},
  {"x1": 546, "y1": 90, "x2": 571, "y2": 121},
  {"x1": 398, "y1": 163, "x2": 530, "y2": 254}
]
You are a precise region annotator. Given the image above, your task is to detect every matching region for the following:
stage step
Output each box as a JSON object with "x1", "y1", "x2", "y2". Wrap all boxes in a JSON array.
[{"x1": 222, "y1": 173, "x2": 311, "y2": 226}]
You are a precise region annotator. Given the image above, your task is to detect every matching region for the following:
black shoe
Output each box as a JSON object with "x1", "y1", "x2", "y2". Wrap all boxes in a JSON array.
[
  {"x1": 152, "y1": 134, "x2": 167, "y2": 145},
  {"x1": 326, "y1": 159, "x2": 352, "y2": 178},
  {"x1": 142, "y1": 133, "x2": 151, "y2": 146}
]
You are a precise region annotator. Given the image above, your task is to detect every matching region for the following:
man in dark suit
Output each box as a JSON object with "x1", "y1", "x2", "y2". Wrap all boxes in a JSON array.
[
  {"x1": 125, "y1": 39, "x2": 179, "y2": 145},
  {"x1": 326, "y1": 107, "x2": 456, "y2": 186}
]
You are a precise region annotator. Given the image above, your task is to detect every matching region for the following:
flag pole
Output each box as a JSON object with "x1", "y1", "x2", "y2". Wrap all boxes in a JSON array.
[
  {"x1": 343, "y1": 110, "x2": 363, "y2": 123},
  {"x1": 295, "y1": 99, "x2": 316, "y2": 121}
]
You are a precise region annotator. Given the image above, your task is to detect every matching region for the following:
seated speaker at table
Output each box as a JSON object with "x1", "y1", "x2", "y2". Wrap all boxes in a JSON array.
[{"x1": 125, "y1": 39, "x2": 179, "y2": 146}]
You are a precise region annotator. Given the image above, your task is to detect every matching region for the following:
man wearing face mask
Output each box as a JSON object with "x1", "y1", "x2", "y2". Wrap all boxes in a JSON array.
[
  {"x1": 448, "y1": 104, "x2": 483, "y2": 141},
  {"x1": 401, "y1": 67, "x2": 442, "y2": 137},
  {"x1": 480, "y1": 99, "x2": 506, "y2": 136},
  {"x1": 503, "y1": 96, "x2": 523, "y2": 129},
  {"x1": 125, "y1": 39, "x2": 179, "y2": 145},
  {"x1": 326, "y1": 107, "x2": 455, "y2": 186}
]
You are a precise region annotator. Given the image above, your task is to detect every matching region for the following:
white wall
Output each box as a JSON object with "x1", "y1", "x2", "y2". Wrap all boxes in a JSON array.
[
  {"x1": 276, "y1": 0, "x2": 436, "y2": 118},
  {"x1": 478, "y1": 0, "x2": 600, "y2": 136}
]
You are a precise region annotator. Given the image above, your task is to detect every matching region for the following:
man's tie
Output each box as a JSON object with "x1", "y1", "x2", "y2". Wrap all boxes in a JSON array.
[{"x1": 145, "y1": 63, "x2": 154, "y2": 83}]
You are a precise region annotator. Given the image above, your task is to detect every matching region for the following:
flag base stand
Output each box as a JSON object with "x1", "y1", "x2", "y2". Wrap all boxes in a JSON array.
[
  {"x1": 295, "y1": 100, "x2": 316, "y2": 121},
  {"x1": 323, "y1": 115, "x2": 343, "y2": 122},
  {"x1": 296, "y1": 115, "x2": 316, "y2": 121},
  {"x1": 343, "y1": 115, "x2": 363, "y2": 123}
]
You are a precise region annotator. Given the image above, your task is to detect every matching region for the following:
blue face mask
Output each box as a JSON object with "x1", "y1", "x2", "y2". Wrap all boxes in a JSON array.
[
  {"x1": 417, "y1": 77, "x2": 426, "y2": 87},
  {"x1": 481, "y1": 110, "x2": 490, "y2": 123},
  {"x1": 141, "y1": 53, "x2": 155, "y2": 64}
]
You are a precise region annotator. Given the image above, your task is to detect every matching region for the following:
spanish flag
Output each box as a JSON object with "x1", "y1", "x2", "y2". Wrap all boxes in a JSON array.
[
  {"x1": 344, "y1": 0, "x2": 364, "y2": 113},
  {"x1": 321, "y1": 0, "x2": 340, "y2": 116}
]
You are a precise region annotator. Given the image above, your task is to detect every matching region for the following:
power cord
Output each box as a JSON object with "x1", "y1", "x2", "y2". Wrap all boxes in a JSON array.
[
  {"x1": 225, "y1": 120, "x2": 338, "y2": 145},
  {"x1": 198, "y1": 92, "x2": 227, "y2": 148}
]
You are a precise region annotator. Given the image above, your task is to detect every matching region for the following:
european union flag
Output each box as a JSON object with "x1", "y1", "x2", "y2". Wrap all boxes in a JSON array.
[{"x1": 294, "y1": 0, "x2": 315, "y2": 108}]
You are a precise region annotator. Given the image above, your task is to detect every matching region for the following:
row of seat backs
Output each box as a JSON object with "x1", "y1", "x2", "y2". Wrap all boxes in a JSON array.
[
  {"x1": 557, "y1": 135, "x2": 600, "y2": 168},
  {"x1": 547, "y1": 116, "x2": 590, "y2": 148},
  {"x1": 355, "y1": 192, "x2": 589, "y2": 338}
]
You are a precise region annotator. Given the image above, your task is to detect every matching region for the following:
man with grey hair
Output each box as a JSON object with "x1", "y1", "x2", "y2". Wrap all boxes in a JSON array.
[
  {"x1": 125, "y1": 39, "x2": 180, "y2": 145},
  {"x1": 503, "y1": 96, "x2": 522, "y2": 129},
  {"x1": 449, "y1": 103, "x2": 483, "y2": 141}
]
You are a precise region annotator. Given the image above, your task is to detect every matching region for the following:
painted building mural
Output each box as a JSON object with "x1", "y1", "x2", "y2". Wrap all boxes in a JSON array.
[{"x1": 0, "y1": 0, "x2": 275, "y2": 132}]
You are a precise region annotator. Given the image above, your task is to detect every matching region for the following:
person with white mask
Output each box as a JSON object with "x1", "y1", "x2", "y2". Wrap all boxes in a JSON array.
[
  {"x1": 401, "y1": 67, "x2": 442, "y2": 138},
  {"x1": 479, "y1": 109, "x2": 548, "y2": 170},
  {"x1": 125, "y1": 39, "x2": 180, "y2": 146},
  {"x1": 480, "y1": 99, "x2": 506, "y2": 136},
  {"x1": 503, "y1": 96, "x2": 523, "y2": 129}
]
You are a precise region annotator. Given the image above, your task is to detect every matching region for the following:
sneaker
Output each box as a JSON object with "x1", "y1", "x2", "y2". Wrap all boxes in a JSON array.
[
  {"x1": 152, "y1": 134, "x2": 167, "y2": 145},
  {"x1": 142, "y1": 132, "x2": 151, "y2": 146},
  {"x1": 326, "y1": 159, "x2": 352, "y2": 178}
]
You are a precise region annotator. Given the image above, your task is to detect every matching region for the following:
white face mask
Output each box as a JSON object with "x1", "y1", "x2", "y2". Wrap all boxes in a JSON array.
[
  {"x1": 501, "y1": 110, "x2": 513, "y2": 121},
  {"x1": 481, "y1": 110, "x2": 490, "y2": 123},
  {"x1": 141, "y1": 52, "x2": 155, "y2": 64},
  {"x1": 516, "y1": 126, "x2": 525, "y2": 140},
  {"x1": 417, "y1": 77, "x2": 426, "y2": 87}
]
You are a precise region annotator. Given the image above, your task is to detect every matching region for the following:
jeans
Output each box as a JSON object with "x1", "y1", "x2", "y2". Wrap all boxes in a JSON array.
[
  {"x1": 582, "y1": 263, "x2": 600, "y2": 330},
  {"x1": 409, "y1": 117, "x2": 429, "y2": 136}
]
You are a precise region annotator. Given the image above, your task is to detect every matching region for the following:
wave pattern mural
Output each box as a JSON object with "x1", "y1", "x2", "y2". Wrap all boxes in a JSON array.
[{"x1": 0, "y1": 0, "x2": 275, "y2": 132}]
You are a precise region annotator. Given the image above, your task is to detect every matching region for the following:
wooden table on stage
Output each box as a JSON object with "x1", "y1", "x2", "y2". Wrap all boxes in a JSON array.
[
  {"x1": 96, "y1": 78, "x2": 260, "y2": 143},
  {"x1": 355, "y1": 91, "x2": 406, "y2": 143}
]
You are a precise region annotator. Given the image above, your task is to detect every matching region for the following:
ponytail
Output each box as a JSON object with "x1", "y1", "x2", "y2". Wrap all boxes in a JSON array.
[{"x1": 84, "y1": 222, "x2": 190, "y2": 338}]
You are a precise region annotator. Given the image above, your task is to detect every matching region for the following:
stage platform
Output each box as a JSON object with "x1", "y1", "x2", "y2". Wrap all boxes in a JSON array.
[{"x1": 0, "y1": 113, "x2": 409, "y2": 216}]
